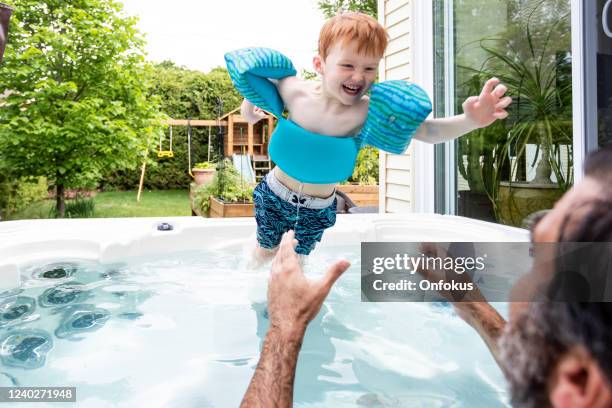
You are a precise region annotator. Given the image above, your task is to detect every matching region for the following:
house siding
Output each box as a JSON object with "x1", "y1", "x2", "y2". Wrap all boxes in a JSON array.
[{"x1": 379, "y1": 0, "x2": 415, "y2": 213}]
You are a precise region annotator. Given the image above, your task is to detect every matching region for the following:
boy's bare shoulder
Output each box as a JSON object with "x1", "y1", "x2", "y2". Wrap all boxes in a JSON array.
[{"x1": 276, "y1": 76, "x2": 309, "y2": 101}]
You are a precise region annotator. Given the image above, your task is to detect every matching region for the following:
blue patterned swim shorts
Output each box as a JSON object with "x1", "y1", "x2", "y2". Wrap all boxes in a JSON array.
[{"x1": 253, "y1": 172, "x2": 337, "y2": 255}]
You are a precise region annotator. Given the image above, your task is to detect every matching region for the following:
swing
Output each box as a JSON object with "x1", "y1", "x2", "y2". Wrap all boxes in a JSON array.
[{"x1": 158, "y1": 126, "x2": 174, "y2": 158}]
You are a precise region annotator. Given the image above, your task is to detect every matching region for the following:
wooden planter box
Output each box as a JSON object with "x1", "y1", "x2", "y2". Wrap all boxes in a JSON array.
[
  {"x1": 336, "y1": 184, "x2": 379, "y2": 207},
  {"x1": 209, "y1": 196, "x2": 254, "y2": 218}
]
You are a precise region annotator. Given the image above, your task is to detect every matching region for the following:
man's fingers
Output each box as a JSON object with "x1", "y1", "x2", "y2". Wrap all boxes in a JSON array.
[
  {"x1": 278, "y1": 231, "x2": 299, "y2": 269},
  {"x1": 495, "y1": 96, "x2": 512, "y2": 109},
  {"x1": 320, "y1": 260, "x2": 350, "y2": 292},
  {"x1": 480, "y1": 78, "x2": 499, "y2": 99},
  {"x1": 271, "y1": 249, "x2": 282, "y2": 275}
]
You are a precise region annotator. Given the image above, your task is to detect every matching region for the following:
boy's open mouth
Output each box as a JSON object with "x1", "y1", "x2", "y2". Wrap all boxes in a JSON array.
[{"x1": 342, "y1": 83, "x2": 362, "y2": 96}]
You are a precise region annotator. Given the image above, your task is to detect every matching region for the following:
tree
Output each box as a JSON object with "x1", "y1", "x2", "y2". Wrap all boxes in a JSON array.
[
  {"x1": 0, "y1": 0, "x2": 160, "y2": 217},
  {"x1": 318, "y1": 0, "x2": 377, "y2": 18}
]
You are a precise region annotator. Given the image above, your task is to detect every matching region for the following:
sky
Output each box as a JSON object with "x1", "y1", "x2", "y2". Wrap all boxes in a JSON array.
[{"x1": 120, "y1": 0, "x2": 327, "y2": 74}]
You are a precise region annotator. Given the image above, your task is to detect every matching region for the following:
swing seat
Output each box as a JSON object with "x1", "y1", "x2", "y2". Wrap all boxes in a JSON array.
[{"x1": 157, "y1": 151, "x2": 174, "y2": 158}]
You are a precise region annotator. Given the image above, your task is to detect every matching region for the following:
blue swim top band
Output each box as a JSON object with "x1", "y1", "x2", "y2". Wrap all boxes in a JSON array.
[{"x1": 268, "y1": 118, "x2": 360, "y2": 184}]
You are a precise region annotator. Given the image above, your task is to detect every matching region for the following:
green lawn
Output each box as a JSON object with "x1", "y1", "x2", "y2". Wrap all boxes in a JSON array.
[{"x1": 7, "y1": 190, "x2": 191, "y2": 220}]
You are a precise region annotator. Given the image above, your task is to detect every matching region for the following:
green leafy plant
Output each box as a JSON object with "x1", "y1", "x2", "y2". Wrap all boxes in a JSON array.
[
  {"x1": 192, "y1": 160, "x2": 254, "y2": 215},
  {"x1": 457, "y1": 75, "x2": 507, "y2": 195},
  {"x1": 456, "y1": 0, "x2": 573, "y2": 223},
  {"x1": 468, "y1": 1, "x2": 573, "y2": 191},
  {"x1": 349, "y1": 146, "x2": 379, "y2": 185},
  {"x1": 318, "y1": 0, "x2": 377, "y2": 18},
  {"x1": 103, "y1": 64, "x2": 241, "y2": 191},
  {"x1": 0, "y1": 0, "x2": 162, "y2": 217},
  {"x1": 0, "y1": 176, "x2": 48, "y2": 219},
  {"x1": 49, "y1": 197, "x2": 95, "y2": 219}
]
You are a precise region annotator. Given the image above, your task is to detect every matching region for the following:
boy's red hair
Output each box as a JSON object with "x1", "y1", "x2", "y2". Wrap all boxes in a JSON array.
[{"x1": 318, "y1": 12, "x2": 388, "y2": 60}]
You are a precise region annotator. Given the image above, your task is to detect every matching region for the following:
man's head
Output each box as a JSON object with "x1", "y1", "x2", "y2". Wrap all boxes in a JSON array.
[
  {"x1": 0, "y1": 3, "x2": 12, "y2": 64},
  {"x1": 313, "y1": 12, "x2": 387, "y2": 105},
  {"x1": 502, "y1": 148, "x2": 612, "y2": 407},
  {"x1": 532, "y1": 148, "x2": 612, "y2": 243},
  {"x1": 501, "y1": 302, "x2": 612, "y2": 408}
]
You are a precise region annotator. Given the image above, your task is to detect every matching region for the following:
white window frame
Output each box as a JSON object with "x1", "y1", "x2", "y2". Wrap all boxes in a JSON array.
[
  {"x1": 412, "y1": 0, "x2": 587, "y2": 213},
  {"x1": 571, "y1": 0, "x2": 600, "y2": 183},
  {"x1": 411, "y1": 0, "x2": 437, "y2": 213}
]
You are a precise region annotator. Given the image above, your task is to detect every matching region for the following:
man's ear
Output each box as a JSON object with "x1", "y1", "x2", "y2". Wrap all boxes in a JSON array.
[
  {"x1": 313, "y1": 55, "x2": 324, "y2": 75},
  {"x1": 549, "y1": 347, "x2": 612, "y2": 408}
]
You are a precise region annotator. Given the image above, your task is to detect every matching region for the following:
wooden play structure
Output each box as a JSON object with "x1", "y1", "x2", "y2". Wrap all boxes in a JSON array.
[
  {"x1": 136, "y1": 108, "x2": 276, "y2": 202},
  {"x1": 220, "y1": 107, "x2": 274, "y2": 182}
]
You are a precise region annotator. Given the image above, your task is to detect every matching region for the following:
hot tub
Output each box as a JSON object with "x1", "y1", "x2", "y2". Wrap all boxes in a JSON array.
[{"x1": 0, "y1": 214, "x2": 527, "y2": 407}]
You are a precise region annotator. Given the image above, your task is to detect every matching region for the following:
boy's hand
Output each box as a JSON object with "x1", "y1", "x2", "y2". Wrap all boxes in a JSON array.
[
  {"x1": 268, "y1": 231, "x2": 350, "y2": 336},
  {"x1": 241, "y1": 99, "x2": 267, "y2": 124},
  {"x1": 463, "y1": 78, "x2": 512, "y2": 128}
]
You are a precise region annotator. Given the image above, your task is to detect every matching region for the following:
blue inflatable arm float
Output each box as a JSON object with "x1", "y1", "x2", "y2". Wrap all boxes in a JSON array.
[
  {"x1": 224, "y1": 47, "x2": 297, "y2": 117},
  {"x1": 358, "y1": 81, "x2": 432, "y2": 154}
]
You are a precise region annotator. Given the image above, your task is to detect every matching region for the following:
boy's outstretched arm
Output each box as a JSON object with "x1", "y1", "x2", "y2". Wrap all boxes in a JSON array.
[{"x1": 412, "y1": 78, "x2": 512, "y2": 144}]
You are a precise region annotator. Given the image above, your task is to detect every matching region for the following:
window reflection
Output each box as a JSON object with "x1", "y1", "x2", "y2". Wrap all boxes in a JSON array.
[{"x1": 435, "y1": 0, "x2": 573, "y2": 227}]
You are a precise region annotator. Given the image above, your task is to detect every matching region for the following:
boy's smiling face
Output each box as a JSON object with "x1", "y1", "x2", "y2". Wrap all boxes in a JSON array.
[{"x1": 314, "y1": 40, "x2": 381, "y2": 106}]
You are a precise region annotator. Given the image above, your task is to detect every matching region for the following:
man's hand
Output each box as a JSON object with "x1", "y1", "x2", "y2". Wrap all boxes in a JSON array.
[
  {"x1": 463, "y1": 78, "x2": 512, "y2": 128},
  {"x1": 240, "y1": 231, "x2": 350, "y2": 408},
  {"x1": 241, "y1": 99, "x2": 267, "y2": 124},
  {"x1": 417, "y1": 242, "x2": 505, "y2": 366},
  {"x1": 417, "y1": 242, "x2": 486, "y2": 304},
  {"x1": 268, "y1": 231, "x2": 350, "y2": 337}
]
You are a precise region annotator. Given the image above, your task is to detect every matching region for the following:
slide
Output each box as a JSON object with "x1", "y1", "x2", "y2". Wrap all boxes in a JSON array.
[{"x1": 232, "y1": 154, "x2": 256, "y2": 184}]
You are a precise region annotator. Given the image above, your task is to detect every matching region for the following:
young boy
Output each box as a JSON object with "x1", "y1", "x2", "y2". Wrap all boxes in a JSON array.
[{"x1": 228, "y1": 12, "x2": 511, "y2": 262}]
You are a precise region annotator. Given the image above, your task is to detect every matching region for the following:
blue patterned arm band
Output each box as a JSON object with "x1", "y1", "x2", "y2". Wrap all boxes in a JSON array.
[
  {"x1": 358, "y1": 81, "x2": 433, "y2": 154},
  {"x1": 224, "y1": 47, "x2": 297, "y2": 117}
]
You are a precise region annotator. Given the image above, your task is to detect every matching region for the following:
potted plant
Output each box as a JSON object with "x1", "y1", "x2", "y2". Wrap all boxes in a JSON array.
[
  {"x1": 464, "y1": 2, "x2": 573, "y2": 226},
  {"x1": 191, "y1": 160, "x2": 254, "y2": 217},
  {"x1": 192, "y1": 161, "x2": 216, "y2": 186}
]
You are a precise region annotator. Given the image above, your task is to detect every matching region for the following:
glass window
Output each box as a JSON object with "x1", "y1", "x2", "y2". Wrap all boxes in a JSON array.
[{"x1": 434, "y1": 0, "x2": 573, "y2": 227}]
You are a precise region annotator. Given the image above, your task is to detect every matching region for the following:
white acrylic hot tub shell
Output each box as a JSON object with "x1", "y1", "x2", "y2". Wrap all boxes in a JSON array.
[{"x1": 0, "y1": 214, "x2": 529, "y2": 290}]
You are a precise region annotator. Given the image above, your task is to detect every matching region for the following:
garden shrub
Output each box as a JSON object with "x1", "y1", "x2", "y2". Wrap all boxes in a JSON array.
[
  {"x1": 0, "y1": 176, "x2": 48, "y2": 219},
  {"x1": 49, "y1": 197, "x2": 95, "y2": 219}
]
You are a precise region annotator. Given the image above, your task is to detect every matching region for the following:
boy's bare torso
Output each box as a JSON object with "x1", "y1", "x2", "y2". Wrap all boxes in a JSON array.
[{"x1": 274, "y1": 76, "x2": 370, "y2": 198}]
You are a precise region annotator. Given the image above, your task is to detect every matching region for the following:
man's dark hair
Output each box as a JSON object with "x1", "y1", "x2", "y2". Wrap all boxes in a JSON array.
[
  {"x1": 584, "y1": 146, "x2": 612, "y2": 183},
  {"x1": 501, "y1": 147, "x2": 612, "y2": 407},
  {"x1": 501, "y1": 302, "x2": 612, "y2": 408},
  {"x1": 558, "y1": 147, "x2": 612, "y2": 242}
]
